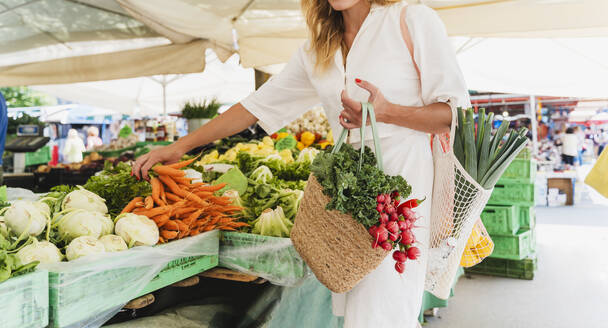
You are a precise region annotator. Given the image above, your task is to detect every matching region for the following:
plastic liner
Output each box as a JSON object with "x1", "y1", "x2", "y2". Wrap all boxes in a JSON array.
[
  {"x1": 40, "y1": 230, "x2": 219, "y2": 328},
  {"x1": 219, "y1": 232, "x2": 309, "y2": 286},
  {"x1": 1, "y1": 270, "x2": 49, "y2": 328}
]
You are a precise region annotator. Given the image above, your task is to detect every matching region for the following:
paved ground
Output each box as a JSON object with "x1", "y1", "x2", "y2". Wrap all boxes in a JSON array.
[{"x1": 425, "y1": 205, "x2": 608, "y2": 328}]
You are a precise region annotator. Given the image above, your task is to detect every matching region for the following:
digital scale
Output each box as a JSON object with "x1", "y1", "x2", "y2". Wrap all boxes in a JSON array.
[{"x1": 5, "y1": 125, "x2": 50, "y2": 173}]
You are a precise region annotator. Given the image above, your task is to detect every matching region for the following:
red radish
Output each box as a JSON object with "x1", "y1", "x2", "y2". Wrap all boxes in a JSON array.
[
  {"x1": 372, "y1": 240, "x2": 379, "y2": 249},
  {"x1": 384, "y1": 196, "x2": 391, "y2": 206},
  {"x1": 377, "y1": 194, "x2": 385, "y2": 203},
  {"x1": 375, "y1": 225, "x2": 388, "y2": 243},
  {"x1": 395, "y1": 262, "x2": 405, "y2": 273},
  {"x1": 398, "y1": 220, "x2": 409, "y2": 231},
  {"x1": 393, "y1": 199, "x2": 400, "y2": 207},
  {"x1": 391, "y1": 191, "x2": 400, "y2": 199},
  {"x1": 390, "y1": 212, "x2": 399, "y2": 221},
  {"x1": 376, "y1": 204, "x2": 384, "y2": 213},
  {"x1": 381, "y1": 241, "x2": 392, "y2": 251},
  {"x1": 389, "y1": 232, "x2": 399, "y2": 242},
  {"x1": 379, "y1": 213, "x2": 389, "y2": 224},
  {"x1": 400, "y1": 207, "x2": 416, "y2": 221},
  {"x1": 393, "y1": 250, "x2": 407, "y2": 263},
  {"x1": 401, "y1": 230, "x2": 415, "y2": 245},
  {"x1": 368, "y1": 225, "x2": 378, "y2": 237},
  {"x1": 386, "y1": 205, "x2": 395, "y2": 215},
  {"x1": 386, "y1": 221, "x2": 399, "y2": 234},
  {"x1": 407, "y1": 246, "x2": 421, "y2": 260}
]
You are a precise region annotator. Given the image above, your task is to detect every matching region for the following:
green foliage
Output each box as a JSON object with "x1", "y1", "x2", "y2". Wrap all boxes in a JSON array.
[
  {"x1": 0, "y1": 233, "x2": 38, "y2": 283},
  {"x1": 83, "y1": 161, "x2": 152, "y2": 218},
  {"x1": 1, "y1": 87, "x2": 51, "y2": 108},
  {"x1": 7, "y1": 113, "x2": 43, "y2": 135},
  {"x1": 181, "y1": 98, "x2": 221, "y2": 119},
  {"x1": 311, "y1": 144, "x2": 411, "y2": 228},
  {"x1": 236, "y1": 152, "x2": 310, "y2": 181}
]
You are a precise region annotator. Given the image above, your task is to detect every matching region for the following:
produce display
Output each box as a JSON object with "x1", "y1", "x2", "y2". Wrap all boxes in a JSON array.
[
  {"x1": 285, "y1": 107, "x2": 332, "y2": 142},
  {"x1": 91, "y1": 134, "x2": 139, "y2": 152}
]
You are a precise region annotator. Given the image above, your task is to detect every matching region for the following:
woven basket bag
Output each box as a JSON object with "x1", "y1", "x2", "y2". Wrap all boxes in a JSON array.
[{"x1": 290, "y1": 103, "x2": 389, "y2": 293}]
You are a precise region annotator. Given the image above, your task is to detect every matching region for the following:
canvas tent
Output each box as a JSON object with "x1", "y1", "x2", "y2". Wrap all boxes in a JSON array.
[{"x1": 2, "y1": 0, "x2": 608, "y2": 110}]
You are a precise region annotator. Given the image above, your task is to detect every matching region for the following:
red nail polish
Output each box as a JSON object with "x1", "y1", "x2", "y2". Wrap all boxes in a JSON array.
[{"x1": 355, "y1": 78, "x2": 361, "y2": 83}]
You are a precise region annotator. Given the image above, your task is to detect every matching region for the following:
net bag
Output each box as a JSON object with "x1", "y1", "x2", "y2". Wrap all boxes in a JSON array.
[
  {"x1": 291, "y1": 103, "x2": 388, "y2": 293},
  {"x1": 424, "y1": 120, "x2": 493, "y2": 299}
]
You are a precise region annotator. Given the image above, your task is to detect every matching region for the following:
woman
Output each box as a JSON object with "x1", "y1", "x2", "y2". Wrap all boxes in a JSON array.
[
  {"x1": 86, "y1": 126, "x2": 103, "y2": 151},
  {"x1": 63, "y1": 129, "x2": 86, "y2": 164},
  {"x1": 133, "y1": 1, "x2": 468, "y2": 326},
  {"x1": 561, "y1": 127, "x2": 578, "y2": 167}
]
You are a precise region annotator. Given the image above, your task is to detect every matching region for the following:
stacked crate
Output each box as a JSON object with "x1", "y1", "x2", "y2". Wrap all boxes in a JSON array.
[{"x1": 467, "y1": 153, "x2": 538, "y2": 280}]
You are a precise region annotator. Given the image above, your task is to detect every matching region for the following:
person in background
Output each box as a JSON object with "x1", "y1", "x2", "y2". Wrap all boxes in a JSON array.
[
  {"x1": 0, "y1": 92, "x2": 7, "y2": 185},
  {"x1": 596, "y1": 128, "x2": 608, "y2": 156},
  {"x1": 561, "y1": 127, "x2": 579, "y2": 167},
  {"x1": 63, "y1": 129, "x2": 86, "y2": 164},
  {"x1": 574, "y1": 125, "x2": 585, "y2": 165},
  {"x1": 86, "y1": 126, "x2": 103, "y2": 151}
]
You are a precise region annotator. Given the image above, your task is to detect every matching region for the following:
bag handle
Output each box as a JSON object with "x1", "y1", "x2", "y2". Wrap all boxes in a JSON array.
[{"x1": 332, "y1": 102, "x2": 383, "y2": 172}]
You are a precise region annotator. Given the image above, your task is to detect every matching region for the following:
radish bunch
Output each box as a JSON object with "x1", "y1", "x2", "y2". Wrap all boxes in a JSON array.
[{"x1": 368, "y1": 191, "x2": 423, "y2": 274}]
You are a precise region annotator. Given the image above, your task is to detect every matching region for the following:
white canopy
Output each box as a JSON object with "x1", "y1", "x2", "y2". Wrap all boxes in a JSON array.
[
  {"x1": 31, "y1": 50, "x2": 254, "y2": 116},
  {"x1": 2, "y1": 0, "x2": 608, "y2": 88}
]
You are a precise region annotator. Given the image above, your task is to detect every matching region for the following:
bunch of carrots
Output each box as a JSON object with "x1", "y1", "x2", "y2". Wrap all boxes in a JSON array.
[{"x1": 121, "y1": 158, "x2": 247, "y2": 243}]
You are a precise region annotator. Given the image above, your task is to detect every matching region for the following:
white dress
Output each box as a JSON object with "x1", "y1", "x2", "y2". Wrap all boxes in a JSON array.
[{"x1": 241, "y1": 3, "x2": 469, "y2": 327}]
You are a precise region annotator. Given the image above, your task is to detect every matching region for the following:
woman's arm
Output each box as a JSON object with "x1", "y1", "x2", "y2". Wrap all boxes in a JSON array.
[
  {"x1": 339, "y1": 81, "x2": 451, "y2": 135},
  {"x1": 132, "y1": 103, "x2": 257, "y2": 180}
]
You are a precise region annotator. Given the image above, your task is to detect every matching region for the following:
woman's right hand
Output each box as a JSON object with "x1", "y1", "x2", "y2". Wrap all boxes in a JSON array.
[{"x1": 132, "y1": 144, "x2": 186, "y2": 180}]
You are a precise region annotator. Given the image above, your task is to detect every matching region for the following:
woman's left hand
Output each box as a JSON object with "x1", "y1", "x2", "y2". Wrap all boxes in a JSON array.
[{"x1": 339, "y1": 79, "x2": 391, "y2": 129}]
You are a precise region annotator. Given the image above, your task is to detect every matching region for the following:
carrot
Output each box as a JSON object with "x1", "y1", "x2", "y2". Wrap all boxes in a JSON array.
[
  {"x1": 209, "y1": 216, "x2": 221, "y2": 225},
  {"x1": 121, "y1": 197, "x2": 143, "y2": 214},
  {"x1": 203, "y1": 225, "x2": 216, "y2": 232},
  {"x1": 228, "y1": 222, "x2": 250, "y2": 228},
  {"x1": 150, "y1": 177, "x2": 165, "y2": 206},
  {"x1": 167, "y1": 157, "x2": 198, "y2": 169},
  {"x1": 173, "y1": 207, "x2": 198, "y2": 216},
  {"x1": 160, "y1": 186, "x2": 167, "y2": 205},
  {"x1": 178, "y1": 229, "x2": 189, "y2": 239},
  {"x1": 165, "y1": 192, "x2": 183, "y2": 203},
  {"x1": 190, "y1": 229, "x2": 201, "y2": 236},
  {"x1": 219, "y1": 226, "x2": 236, "y2": 231},
  {"x1": 173, "y1": 176, "x2": 193, "y2": 185},
  {"x1": 183, "y1": 209, "x2": 204, "y2": 226},
  {"x1": 194, "y1": 191, "x2": 213, "y2": 198},
  {"x1": 161, "y1": 230, "x2": 178, "y2": 239},
  {"x1": 153, "y1": 165, "x2": 186, "y2": 177},
  {"x1": 144, "y1": 196, "x2": 154, "y2": 209},
  {"x1": 163, "y1": 220, "x2": 179, "y2": 231},
  {"x1": 135, "y1": 206, "x2": 172, "y2": 218},
  {"x1": 197, "y1": 183, "x2": 226, "y2": 192},
  {"x1": 153, "y1": 214, "x2": 170, "y2": 227},
  {"x1": 175, "y1": 219, "x2": 189, "y2": 232},
  {"x1": 209, "y1": 197, "x2": 232, "y2": 206},
  {"x1": 159, "y1": 236, "x2": 165, "y2": 244}
]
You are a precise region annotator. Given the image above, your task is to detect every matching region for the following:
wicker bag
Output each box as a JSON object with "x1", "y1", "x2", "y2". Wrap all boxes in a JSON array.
[{"x1": 291, "y1": 103, "x2": 388, "y2": 293}]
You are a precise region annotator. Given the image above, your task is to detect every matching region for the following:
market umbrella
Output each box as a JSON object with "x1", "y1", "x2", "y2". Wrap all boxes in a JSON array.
[{"x1": 31, "y1": 50, "x2": 254, "y2": 116}]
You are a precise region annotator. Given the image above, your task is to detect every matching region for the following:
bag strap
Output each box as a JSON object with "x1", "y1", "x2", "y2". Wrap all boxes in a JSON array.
[
  {"x1": 332, "y1": 102, "x2": 383, "y2": 172},
  {"x1": 399, "y1": 5, "x2": 456, "y2": 153}
]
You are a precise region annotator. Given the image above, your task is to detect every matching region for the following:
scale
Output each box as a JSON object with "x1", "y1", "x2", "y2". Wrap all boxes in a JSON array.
[{"x1": 5, "y1": 125, "x2": 50, "y2": 173}]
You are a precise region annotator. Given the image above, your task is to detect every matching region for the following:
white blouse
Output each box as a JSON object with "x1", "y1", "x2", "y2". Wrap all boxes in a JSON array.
[{"x1": 241, "y1": 2, "x2": 470, "y2": 144}]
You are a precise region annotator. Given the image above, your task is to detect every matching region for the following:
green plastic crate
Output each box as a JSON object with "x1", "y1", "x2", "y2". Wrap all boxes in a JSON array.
[
  {"x1": 516, "y1": 147, "x2": 532, "y2": 160},
  {"x1": 530, "y1": 229, "x2": 537, "y2": 253},
  {"x1": 481, "y1": 205, "x2": 520, "y2": 235},
  {"x1": 488, "y1": 182, "x2": 535, "y2": 206},
  {"x1": 219, "y1": 232, "x2": 308, "y2": 286},
  {"x1": 1, "y1": 270, "x2": 48, "y2": 328},
  {"x1": 519, "y1": 206, "x2": 536, "y2": 229},
  {"x1": 498, "y1": 159, "x2": 536, "y2": 184},
  {"x1": 489, "y1": 229, "x2": 533, "y2": 260},
  {"x1": 25, "y1": 146, "x2": 51, "y2": 166},
  {"x1": 49, "y1": 230, "x2": 219, "y2": 328},
  {"x1": 465, "y1": 254, "x2": 537, "y2": 280}
]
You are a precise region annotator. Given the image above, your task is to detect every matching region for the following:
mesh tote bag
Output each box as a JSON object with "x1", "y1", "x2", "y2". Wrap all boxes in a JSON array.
[
  {"x1": 291, "y1": 103, "x2": 389, "y2": 293},
  {"x1": 398, "y1": 5, "x2": 494, "y2": 299}
]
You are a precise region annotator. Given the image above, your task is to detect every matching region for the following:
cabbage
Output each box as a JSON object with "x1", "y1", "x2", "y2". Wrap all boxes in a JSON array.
[
  {"x1": 114, "y1": 213, "x2": 159, "y2": 247},
  {"x1": 251, "y1": 207, "x2": 292, "y2": 237},
  {"x1": 222, "y1": 190, "x2": 243, "y2": 208},
  {"x1": 183, "y1": 169, "x2": 203, "y2": 183},
  {"x1": 251, "y1": 165, "x2": 273, "y2": 184},
  {"x1": 99, "y1": 234, "x2": 128, "y2": 252},
  {"x1": 56, "y1": 209, "x2": 105, "y2": 243},
  {"x1": 62, "y1": 187, "x2": 108, "y2": 214},
  {"x1": 297, "y1": 147, "x2": 320, "y2": 163},
  {"x1": 16, "y1": 240, "x2": 62, "y2": 265},
  {"x1": 2, "y1": 200, "x2": 49, "y2": 238},
  {"x1": 66, "y1": 236, "x2": 105, "y2": 261}
]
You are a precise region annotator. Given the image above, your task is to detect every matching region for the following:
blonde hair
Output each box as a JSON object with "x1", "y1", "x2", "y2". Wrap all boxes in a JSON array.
[{"x1": 301, "y1": 0, "x2": 400, "y2": 73}]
